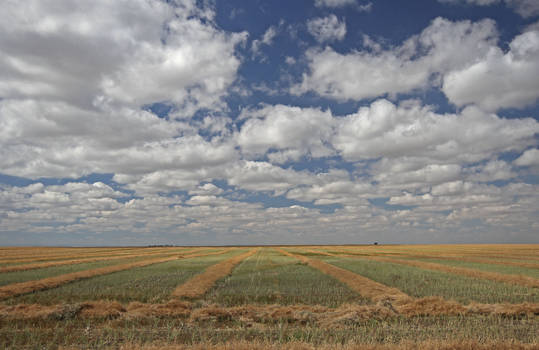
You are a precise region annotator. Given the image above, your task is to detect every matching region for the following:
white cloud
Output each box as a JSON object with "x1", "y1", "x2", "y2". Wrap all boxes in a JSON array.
[
  {"x1": 307, "y1": 15, "x2": 347, "y2": 43},
  {"x1": 294, "y1": 17, "x2": 497, "y2": 101},
  {"x1": 0, "y1": 0, "x2": 246, "y2": 182},
  {"x1": 226, "y1": 161, "x2": 316, "y2": 193},
  {"x1": 333, "y1": 99, "x2": 539, "y2": 163},
  {"x1": 0, "y1": 0, "x2": 246, "y2": 114},
  {"x1": 314, "y1": 0, "x2": 357, "y2": 7},
  {"x1": 443, "y1": 29, "x2": 539, "y2": 111},
  {"x1": 514, "y1": 148, "x2": 539, "y2": 166},
  {"x1": 466, "y1": 160, "x2": 517, "y2": 182},
  {"x1": 251, "y1": 24, "x2": 280, "y2": 57},
  {"x1": 237, "y1": 104, "x2": 335, "y2": 163}
]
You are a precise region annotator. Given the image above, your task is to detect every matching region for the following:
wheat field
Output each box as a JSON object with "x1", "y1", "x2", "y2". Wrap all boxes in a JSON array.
[{"x1": 0, "y1": 245, "x2": 537, "y2": 349}]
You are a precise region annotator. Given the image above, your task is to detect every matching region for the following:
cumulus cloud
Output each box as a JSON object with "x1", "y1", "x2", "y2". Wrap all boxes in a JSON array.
[
  {"x1": 237, "y1": 104, "x2": 335, "y2": 163},
  {"x1": 307, "y1": 15, "x2": 347, "y2": 43},
  {"x1": 0, "y1": 0, "x2": 246, "y2": 113},
  {"x1": 514, "y1": 148, "x2": 539, "y2": 166},
  {"x1": 293, "y1": 17, "x2": 498, "y2": 102},
  {"x1": 333, "y1": 99, "x2": 539, "y2": 162},
  {"x1": 442, "y1": 29, "x2": 539, "y2": 111},
  {"x1": 226, "y1": 161, "x2": 317, "y2": 193},
  {"x1": 0, "y1": 0, "x2": 246, "y2": 182},
  {"x1": 314, "y1": 0, "x2": 357, "y2": 7}
]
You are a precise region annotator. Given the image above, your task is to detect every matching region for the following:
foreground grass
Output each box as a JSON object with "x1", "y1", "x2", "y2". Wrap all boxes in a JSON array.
[
  {"x1": 322, "y1": 256, "x2": 539, "y2": 304},
  {"x1": 205, "y1": 250, "x2": 366, "y2": 307},
  {"x1": 1, "y1": 314, "x2": 537, "y2": 349},
  {"x1": 7, "y1": 251, "x2": 240, "y2": 305}
]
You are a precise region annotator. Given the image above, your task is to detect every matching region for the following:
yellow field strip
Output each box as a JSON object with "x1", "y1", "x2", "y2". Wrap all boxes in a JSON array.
[
  {"x1": 329, "y1": 245, "x2": 539, "y2": 261},
  {"x1": 0, "y1": 248, "x2": 186, "y2": 265},
  {"x1": 312, "y1": 247, "x2": 539, "y2": 269},
  {"x1": 281, "y1": 249, "x2": 539, "y2": 317},
  {"x1": 171, "y1": 248, "x2": 259, "y2": 299},
  {"x1": 277, "y1": 249, "x2": 411, "y2": 304},
  {"x1": 0, "y1": 249, "x2": 231, "y2": 300},
  {"x1": 395, "y1": 255, "x2": 539, "y2": 269},
  {"x1": 0, "y1": 246, "x2": 158, "y2": 258},
  {"x1": 303, "y1": 247, "x2": 539, "y2": 288},
  {"x1": 0, "y1": 249, "x2": 204, "y2": 273}
]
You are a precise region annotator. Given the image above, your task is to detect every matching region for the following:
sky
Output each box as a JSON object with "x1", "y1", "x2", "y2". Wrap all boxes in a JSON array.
[{"x1": 0, "y1": 0, "x2": 538, "y2": 246}]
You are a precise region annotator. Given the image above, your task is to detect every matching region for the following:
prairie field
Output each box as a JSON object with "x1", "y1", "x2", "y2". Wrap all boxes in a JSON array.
[{"x1": 0, "y1": 245, "x2": 537, "y2": 349}]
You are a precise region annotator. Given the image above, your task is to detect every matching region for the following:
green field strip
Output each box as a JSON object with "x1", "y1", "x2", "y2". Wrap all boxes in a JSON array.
[
  {"x1": 396, "y1": 257, "x2": 539, "y2": 279},
  {"x1": 321, "y1": 256, "x2": 539, "y2": 304},
  {"x1": 0, "y1": 255, "x2": 170, "y2": 287},
  {"x1": 204, "y1": 249, "x2": 369, "y2": 307},
  {"x1": 5, "y1": 250, "x2": 240, "y2": 305}
]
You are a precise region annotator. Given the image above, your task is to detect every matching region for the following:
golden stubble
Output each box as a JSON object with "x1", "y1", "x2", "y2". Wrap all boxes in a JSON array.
[{"x1": 171, "y1": 248, "x2": 259, "y2": 299}]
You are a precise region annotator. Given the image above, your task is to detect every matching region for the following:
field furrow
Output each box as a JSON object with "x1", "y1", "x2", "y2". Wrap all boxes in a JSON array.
[
  {"x1": 365, "y1": 256, "x2": 539, "y2": 288},
  {"x1": 317, "y1": 255, "x2": 538, "y2": 304},
  {"x1": 277, "y1": 249, "x2": 412, "y2": 304},
  {"x1": 204, "y1": 249, "x2": 366, "y2": 306},
  {"x1": 6, "y1": 251, "x2": 238, "y2": 305},
  {"x1": 171, "y1": 249, "x2": 258, "y2": 299},
  {"x1": 0, "y1": 250, "x2": 197, "y2": 273},
  {"x1": 0, "y1": 255, "x2": 180, "y2": 300},
  {"x1": 0, "y1": 247, "x2": 179, "y2": 265}
]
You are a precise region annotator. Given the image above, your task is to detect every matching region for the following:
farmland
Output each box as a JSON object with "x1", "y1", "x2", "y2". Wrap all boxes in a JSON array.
[{"x1": 0, "y1": 245, "x2": 537, "y2": 349}]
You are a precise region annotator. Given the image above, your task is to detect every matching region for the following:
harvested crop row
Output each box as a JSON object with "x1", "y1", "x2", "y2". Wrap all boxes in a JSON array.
[
  {"x1": 399, "y1": 255, "x2": 539, "y2": 269},
  {"x1": 276, "y1": 249, "x2": 411, "y2": 304},
  {"x1": 0, "y1": 256, "x2": 180, "y2": 300},
  {"x1": 114, "y1": 342, "x2": 539, "y2": 350},
  {"x1": 107, "y1": 341, "x2": 539, "y2": 350},
  {"x1": 365, "y1": 256, "x2": 539, "y2": 289},
  {"x1": 335, "y1": 246, "x2": 539, "y2": 261},
  {"x1": 180, "y1": 248, "x2": 232, "y2": 259},
  {"x1": 311, "y1": 247, "x2": 539, "y2": 274},
  {"x1": 0, "y1": 248, "x2": 182, "y2": 265},
  {"x1": 172, "y1": 249, "x2": 259, "y2": 299},
  {"x1": 0, "y1": 249, "x2": 202, "y2": 273},
  {"x1": 2, "y1": 299, "x2": 539, "y2": 321},
  {"x1": 0, "y1": 246, "x2": 156, "y2": 259},
  {"x1": 287, "y1": 249, "x2": 539, "y2": 316}
]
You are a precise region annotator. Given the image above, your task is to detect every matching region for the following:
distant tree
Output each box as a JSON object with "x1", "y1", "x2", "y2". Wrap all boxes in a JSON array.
[{"x1": 373, "y1": 242, "x2": 378, "y2": 245}]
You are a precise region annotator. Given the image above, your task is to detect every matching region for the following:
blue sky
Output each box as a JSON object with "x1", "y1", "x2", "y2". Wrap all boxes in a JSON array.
[{"x1": 0, "y1": 0, "x2": 538, "y2": 246}]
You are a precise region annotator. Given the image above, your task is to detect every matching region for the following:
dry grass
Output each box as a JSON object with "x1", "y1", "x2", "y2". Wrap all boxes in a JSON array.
[
  {"x1": 0, "y1": 249, "x2": 183, "y2": 266},
  {"x1": 325, "y1": 245, "x2": 539, "y2": 261},
  {"x1": 277, "y1": 249, "x2": 411, "y2": 304},
  {"x1": 71, "y1": 340, "x2": 539, "y2": 350},
  {"x1": 0, "y1": 250, "x2": 196, "y2": 273},
  {"x1": 0, "y1": 247, "x2": 176, "y2": 264},
  {"x1": 172, "y1": 249, "x2": 258, "y2": 299},
  {"x1": 0, "y1": 256, "x2": 180, "y2": 300},
  {"x1": 1, "y1": 298, "x2": 537, "y2": 321},
  {"x1": 279, "y1": 249, "x2": 539, "y2": 317},
  {"x1": 365, "y1": 256, "x2": 539, "y2": 288},
  {"x1": 179, "y1": 248, "x2": 233, "y2": 259}
]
